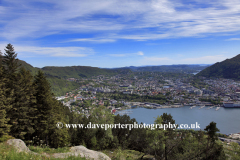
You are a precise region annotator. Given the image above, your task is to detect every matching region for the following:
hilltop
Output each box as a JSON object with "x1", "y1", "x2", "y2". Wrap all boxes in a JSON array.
[
  {"x1": 18, "y1": 60, "x2": 40, "y2": 75},
  {"x1": 17, "y1": 60, "x2": 132, "y2": 96},
  {"x1": 42, "y1": 66, "x2": 128, "y2": 79},
  {"x1": 196, "y1": 54, "x2": 240, "y2": 79},
  {"x1": 18, "y1": 60, "x2": 130, "y2": 78}
]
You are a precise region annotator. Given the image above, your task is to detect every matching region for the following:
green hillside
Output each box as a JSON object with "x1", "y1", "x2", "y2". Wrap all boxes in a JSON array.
[
  {"x1": 16, "y1": 60, "x2": 132, "y2": 96},
  {"x1": 41, "y1": 66, "x2": 120, "y2": 79},
  {"x1": 196, "y1": 54, "x2": 240, "y2": 79},
  {"x1": 18, "y1": 60, "x2": 40, "y2": 75},
  {"x1": 45, "y1": 75, "x2": 81, "y2": 96},
  {"x1": 17, "y1": 61, "x2": 81, "y2": 96}
]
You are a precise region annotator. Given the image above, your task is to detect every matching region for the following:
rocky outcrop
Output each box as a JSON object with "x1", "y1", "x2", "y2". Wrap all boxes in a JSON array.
[
  {"x1": 52, "y1": 145, "x2": 111, "y2": 159},
  {"x1": 7, "y1": 139, "x2": 111, "y2": 160},
  {"x1": 7, "y1": 139, "x2": 32, "y2": 153}
]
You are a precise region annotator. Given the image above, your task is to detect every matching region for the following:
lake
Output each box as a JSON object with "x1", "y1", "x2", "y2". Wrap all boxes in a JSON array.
[{"x1": 116, "y1": 106, "x2": 240, "y2": 134}]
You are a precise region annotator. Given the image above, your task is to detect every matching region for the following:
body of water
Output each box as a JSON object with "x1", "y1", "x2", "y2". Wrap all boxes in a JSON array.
[{"x1": 116, "y1": 106, "x2": 240, "y2": 134}]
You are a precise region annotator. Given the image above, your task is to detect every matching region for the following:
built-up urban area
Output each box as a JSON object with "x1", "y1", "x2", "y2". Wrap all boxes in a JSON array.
[{"x1": 55, "y1": 72, "x2": 240, "y2": 117}]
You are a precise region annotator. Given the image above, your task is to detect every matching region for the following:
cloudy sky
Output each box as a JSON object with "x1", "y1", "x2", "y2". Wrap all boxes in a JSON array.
[{"x1": 0, "y1": 0, "x2": 240, "y2": 68}]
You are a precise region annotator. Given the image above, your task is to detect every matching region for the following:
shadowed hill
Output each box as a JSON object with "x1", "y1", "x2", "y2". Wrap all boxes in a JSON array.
[{"x1": 196, "y1": 54, "x2": 240, "y2": 79}]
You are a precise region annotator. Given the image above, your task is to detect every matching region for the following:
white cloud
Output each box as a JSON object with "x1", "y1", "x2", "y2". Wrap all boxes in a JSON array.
[
  {"x1": 179, "y1": 55, "x2": 227, "y2": 64},
  {"x1": 1, "y1": 0, "x2": 240, "y2": 40},
  {"x1": 108, "y1": 54, "x2": 127, "y2": 57},
  {"x1": 226, "y1": 38, "x2": 240, "y2": 41},
  {"x1": 108, "y1": 51, "x2": 144, "y2": 57},
  {"x1": 139, "y1": 55, "x2": 229, "y2": 66},
  {"x1": 0, "y1": 43, "x2": 94, "y2": 57},
  {"x1": 137, "y1": 51, "x2": 144, "y2": 56},
  {"x1": 69, "y1": 38, "x2": 116, "y2": 43}
]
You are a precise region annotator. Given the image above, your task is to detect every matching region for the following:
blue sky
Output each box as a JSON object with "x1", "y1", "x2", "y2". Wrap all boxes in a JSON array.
[{"x1": 1, "y1": 0, "x2": 240, "y2": 68}]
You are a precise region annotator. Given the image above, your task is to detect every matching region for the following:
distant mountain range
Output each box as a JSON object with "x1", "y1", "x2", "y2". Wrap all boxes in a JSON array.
[
  {"x1": 116, "y1": 64, "x2": 211, "y2": 73},
  {"x1": 196, "y1": 54, "x2": 240, "y2": 79}
]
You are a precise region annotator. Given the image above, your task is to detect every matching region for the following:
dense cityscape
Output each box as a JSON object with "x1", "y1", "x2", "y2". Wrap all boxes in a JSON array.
[{"x1": 58, "y1": 73, "x2": 240, "y2": 115}]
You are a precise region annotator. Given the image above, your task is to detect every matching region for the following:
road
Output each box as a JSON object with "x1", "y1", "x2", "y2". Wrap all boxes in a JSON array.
[{"x1": 218, "y1": 137, "x2": 240, "y2": 145}]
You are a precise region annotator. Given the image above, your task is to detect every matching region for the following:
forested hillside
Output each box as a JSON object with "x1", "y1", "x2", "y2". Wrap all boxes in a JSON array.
[
  {"x1": 196, "y1": 54, "x2": 240, "y2": 79},
  {"x1": 14, "y1": 62, "x2": 80, "y2": 96},
  {"x1": 18, "y1": 60, "x2": 40, "y2": 75},
  {"x1": 42, "y1": 66, "x2": 124, "y2": 79},
  {"x1": 16, "y1": 56, "x2": 131, "y2": 96}
]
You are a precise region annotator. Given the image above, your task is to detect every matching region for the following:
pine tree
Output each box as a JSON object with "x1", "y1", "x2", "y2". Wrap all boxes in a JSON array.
[
  {"x1": 9, "y1": 67, "x2": 37, "y2": 140},
  {"x1": 2, "y1": 44, "x2": 21, "y2": 79},
  {"x1": 33, "y1": 70, "x2": 54, "y2": 143},
  {"x1": 34, "y1": 70, "x2": 70, "y2": 147},
  {"x1": 2, "y1": 44, "x2": 19, "y2": 136},
  {"x1": 0, "y1": 53, "x2": 12, "y2": 137},
  {"x1": 1, "y1": 44, "x2": 37, "y2": 140}
]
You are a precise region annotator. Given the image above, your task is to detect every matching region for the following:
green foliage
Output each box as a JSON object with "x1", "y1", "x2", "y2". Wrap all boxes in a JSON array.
[
  {"x1": 191, "y1": 77, "x2": 208, "y2": 89},
  {"x1": 0, "y1": 66, "x2": 12, "y2": 137},
  {"x1": 28, "y1": 145, "x2": 70, "y2": 154},
  {"x1": 0, "y1": 135, "x2": 14, "y2": 143},
  {"x1": 18, "y1": 60, "x2": 39, "y2": 75},
  {"x1": 199, "y1": 97, "x2": 222, "y2": 105},
  {"x1": 2, "y1": 43, "x2": 21, "y2": 75},
  {"x1": 9, "y1": 68, "x2": 37, "y2": 140},
  {"x1": 224, "y1": 142, "x2": 240, "y2": 160},
  {"x1": 1, "y1": 45, "x2": 36, "y2": 140},
  {"x1": 112, "y1": 114, "x2": 137, "y2": 149},
  {"x1": 46, "y1": 76, "x2": 80, "y2": 96},
  {"x1": 33, "y1": 70, "x2": 70, "y2": 148},
  {"x1": 42, "y1": 66, "x2": 129, "y2": 79},
  {"x1": 10, "y1": 58, "x2": 132, "y2": 96},
  {"x1": 0, "y1": 141, "x2": 87, "y2": 160},
  {"x1": 204, "y1": 121, "x2": 220, "y2": 143},
  {"x1": 107, "y1": 92, "x2": 169, "y2": 104},
  {"x1": 196, "y1": 54, "x2": 240, "y2": 79}
]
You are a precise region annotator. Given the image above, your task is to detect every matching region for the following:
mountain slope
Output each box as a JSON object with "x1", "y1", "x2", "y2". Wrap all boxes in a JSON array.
[
  {"x1": 18, "y1": 60, "x2": 40, "y2": 75},
  {"x1": 196, "y1": 54, "x2": 240, "y2": 79},
  {"x1": 41, "y1": 66, "x2": 123, "y2": 79},
  {"x1": 16, "y1": 60, "x2": 132, "y2": 96}
]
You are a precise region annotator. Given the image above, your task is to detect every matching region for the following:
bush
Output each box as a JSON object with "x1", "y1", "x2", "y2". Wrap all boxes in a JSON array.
[{"x1": 0, "y1": 135, "x2": 14, "y2": 142}]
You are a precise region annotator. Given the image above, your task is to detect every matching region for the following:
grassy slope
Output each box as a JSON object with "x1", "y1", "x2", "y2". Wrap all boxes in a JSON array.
[
  {"x1": 0, "y1": 141, "x2": 87, "y2": 160},
  {"x1": 0, "y1": 138, "x2": 151, "y2": 160}
]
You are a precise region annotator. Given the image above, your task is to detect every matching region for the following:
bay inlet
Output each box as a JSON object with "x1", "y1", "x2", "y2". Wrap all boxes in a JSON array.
[{"x1": 116, "y1": 106, "x2": 240, "y2": 134}]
